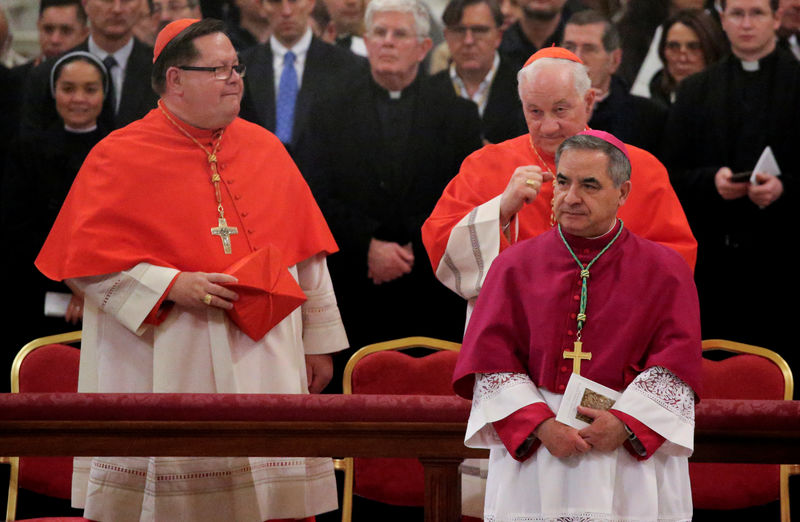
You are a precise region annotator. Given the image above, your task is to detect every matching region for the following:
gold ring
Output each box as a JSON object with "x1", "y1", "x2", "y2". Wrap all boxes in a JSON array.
[
  {"x1": 525, "y1": 179, "x2": 537, "y2": 187},
  {"x1": 202, "y1": 294, "x2": 213, "y2": 305}
]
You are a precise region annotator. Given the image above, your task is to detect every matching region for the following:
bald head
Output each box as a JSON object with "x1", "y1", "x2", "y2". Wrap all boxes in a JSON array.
[{"x1": 518, "y1": 59, "x2": 594, "y2": 156}]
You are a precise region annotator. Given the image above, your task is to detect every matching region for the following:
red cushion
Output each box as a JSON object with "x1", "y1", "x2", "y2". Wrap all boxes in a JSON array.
[
  {"x1": 18, "y1": 344, "x2": 80, "y2": 394},
  {"x1": 17, "y1": 344, "x2": 80, "y2": 498},
  {"x1": 701, "y1": 354, "x2": 786, "y2": 400},
  {"x1": 351, "y1": 350, "x2": 458, "y2": 505},
  {"x1": 690, "y1": 353, "x2": 785, "y2": 509}
]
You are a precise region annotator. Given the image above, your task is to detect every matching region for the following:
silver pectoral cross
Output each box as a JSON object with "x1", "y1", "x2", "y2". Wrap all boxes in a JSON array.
[{"x1": 211, "y1": 217, "x2": 238, "y2": 254}]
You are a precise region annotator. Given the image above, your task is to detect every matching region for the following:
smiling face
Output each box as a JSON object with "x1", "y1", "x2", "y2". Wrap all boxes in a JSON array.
[
  {"x1": 365, "y1": 10, "x2": 431, "y2": 90},
  {"x1": 722, "y1": 0, "x2": 781, "y2": 60},
  {"x1": 170, "y1": 32, "x2": 244, "y2": 129},
  {"x1": 553, "y1": 147, "x2": 630, "y2": 238},
  {"x1": 55, "y1": 59, "x2": 105, "y2": 130},
  {"x1": 519, "y1": 62, "x2": 594, "y2": 156}
]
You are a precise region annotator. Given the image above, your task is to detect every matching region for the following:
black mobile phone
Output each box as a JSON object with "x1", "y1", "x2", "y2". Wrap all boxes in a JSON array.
[{"x1": 730, "y1": 170, "x2": 752, "y2": 183}]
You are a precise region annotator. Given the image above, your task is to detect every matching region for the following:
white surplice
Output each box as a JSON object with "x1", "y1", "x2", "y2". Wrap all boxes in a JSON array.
[
  {"x1": 69, "y1": 254, "x2": 348, "y2": 522},
  {"x1": 467, "y1": 368, "x2": 695, "y2": 522}
]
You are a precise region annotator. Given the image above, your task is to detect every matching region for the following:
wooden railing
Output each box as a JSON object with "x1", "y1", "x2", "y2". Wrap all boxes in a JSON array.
[{"x1": 2, "y1": 394, "x2": 800, "y2": 521}]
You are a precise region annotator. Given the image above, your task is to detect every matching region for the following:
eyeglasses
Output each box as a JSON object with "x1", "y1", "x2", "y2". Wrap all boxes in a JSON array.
[
  {"x1": 724, "y1": 7, "x2": 773, "y2": 23},
  {"x1": 446, "y1": 24, "x2": 494, "y2": 39},
  {"x1": 664, "y1": 41, "x2": 702, "y2": 53},
  {"x1": 177, "y1": 64, "x2": 247, "y2": 80}
]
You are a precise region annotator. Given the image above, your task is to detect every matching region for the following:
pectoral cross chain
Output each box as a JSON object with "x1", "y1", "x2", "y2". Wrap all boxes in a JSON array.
[
  {"x1": 211, "y1": 217, "x2": 238, "y2": 254},
  {"x1": 563, "y1": 340, "x2": 592, "y2": 375}
]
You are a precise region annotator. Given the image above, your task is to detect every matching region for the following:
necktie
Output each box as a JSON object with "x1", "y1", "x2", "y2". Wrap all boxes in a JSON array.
[
  {"x1": 275, "y1": 51, "x2": 298, "y2": 144},
  {"x1": 102, "y1": 55, "x2": 118, "y2": 115}
]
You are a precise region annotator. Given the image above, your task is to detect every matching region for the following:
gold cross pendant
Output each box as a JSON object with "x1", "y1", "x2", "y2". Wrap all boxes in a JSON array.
[
  {"x1": 211, "y1": 217, "x2": 238, "y2": 254},
  {"x1": 563, "y1": 340, "x2": 592, "y2": 375}
]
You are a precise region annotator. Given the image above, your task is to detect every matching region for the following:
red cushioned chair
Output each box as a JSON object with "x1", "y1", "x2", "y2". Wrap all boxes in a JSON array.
[
  {"x1": 692, "y1": 339, "x2": 795, "y2": 520},
  {"x1": 338, "y1": 337, "x2": 461, "y2": 522},
  {"x1": 2, "y1": 331, "x2": 89, "y2": 522}
]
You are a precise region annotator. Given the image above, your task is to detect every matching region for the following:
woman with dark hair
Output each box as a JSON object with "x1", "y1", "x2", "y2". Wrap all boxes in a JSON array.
[
  {"x1": 2, "y1": 50, "x2": 109, "y2": 358},
  {"x1": 649, "y1": 9, "x2": 728, "y2": 106}
]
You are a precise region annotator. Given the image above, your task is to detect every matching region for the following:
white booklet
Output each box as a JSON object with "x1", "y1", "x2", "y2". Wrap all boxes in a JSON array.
[
  {"x1": 555, "y1": 373, "x2": 622, "y2": 430},
  {"x1": 44, "y1": 291, "x2": 71, "y2": 317},
  {"x1": 750, "y1": 146, "x2": 781, "y2": 184}
]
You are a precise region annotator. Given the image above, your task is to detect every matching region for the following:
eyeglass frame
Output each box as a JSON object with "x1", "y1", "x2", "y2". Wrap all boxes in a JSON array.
[
  {"x1": 445, "y1": 24, "x2": 495, "y2": 40},
  {"x1": 664, "y1": 40, "x2": 703, "y2": 53},
  {"x1": 177, "y1": 63, "x2": 247, "y2": 80}
]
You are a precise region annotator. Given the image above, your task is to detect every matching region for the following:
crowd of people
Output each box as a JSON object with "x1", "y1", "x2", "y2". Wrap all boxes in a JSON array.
[{"x1": 0, "y1": 0, "x2": 798, "y2": 519}]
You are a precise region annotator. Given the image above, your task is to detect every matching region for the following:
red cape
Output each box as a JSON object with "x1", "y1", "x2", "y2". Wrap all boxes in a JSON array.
[
  {"x1": 36, "y1": 107, "x2": 337, "y2": 281},
  {"x1": 422, "y1": 135, "x2": 697, "y2": 272}
]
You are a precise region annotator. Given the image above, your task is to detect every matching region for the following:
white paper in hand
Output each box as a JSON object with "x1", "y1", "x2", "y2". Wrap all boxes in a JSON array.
[
  {"x1": 751, "y1": 146, "x2": 781, "y2": 184},
  {"x1": 555, "y1": 373, "x2": 622, "y2": 430},
  {"x1": 44, "y1": 291, "x2": 72, "y2": 317}
]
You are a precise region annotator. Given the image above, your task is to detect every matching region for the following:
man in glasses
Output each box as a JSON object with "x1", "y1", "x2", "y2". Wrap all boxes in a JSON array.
[
  {"x1": 432, "y1": 0, "x2": 526, "y2": 143},
  {"x1": 663, "y1": 0, "x2": 800, "y2": 381},
  {"x1": 36, "y1": 18, "x2": 348, "y2": 521},
  {"x1": 562, "y1": 10, "x2": 666, "y2": 155}
]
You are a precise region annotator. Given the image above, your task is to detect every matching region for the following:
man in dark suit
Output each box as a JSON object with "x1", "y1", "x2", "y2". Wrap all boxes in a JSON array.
[
  {"x1": 662, "y1": 0, "x2": 798, "y2": 374},
  {"x1": 432, "y1": 0, "x2": 526, "y2": 144},
  {"x1": 297, "y1": 0, "x2": 483, "y2": 396},
  {"x1": 562, "y1": 10, "x2": 666, "y2": 156},
  {"x1": 239, "y1": 0, "x2": 366, "y2": 155},
  {"x1": 20, "y1": 0, "x2": 159, "y2": 137}
]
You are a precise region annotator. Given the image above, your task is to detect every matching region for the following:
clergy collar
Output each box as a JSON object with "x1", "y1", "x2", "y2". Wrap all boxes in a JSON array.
[
  {"x1": 736, "y1": 46, "x2": 778, "y2": 72},
  {"x1": 371, "y1": 74, "x2": 421, "y2": 100},
  {"x1": 560, "y1": 219, "x2": 624, "y2": 253}
]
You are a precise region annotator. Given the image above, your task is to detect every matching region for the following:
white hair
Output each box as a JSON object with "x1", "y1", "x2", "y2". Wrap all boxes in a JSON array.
[
  {"x1": 517, "y1": 57, "x2": 592, "y2": 99},
  {"x1": 365, "y1": 0, "x2": 431, "y2": 40}
]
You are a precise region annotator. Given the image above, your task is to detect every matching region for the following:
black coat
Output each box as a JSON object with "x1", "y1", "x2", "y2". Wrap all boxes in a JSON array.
[
  {"x1": 429, "y1": 56, "x2": 527, "y2": 144},
  {"x1": 296, "y1": 74, "x2": 482, "y2": 378},
  {"x1": 239, "y1": 36, "x2": 367, "y2": 156},
  {"x1": 19, "y1": 38, "x2": 158, "y2": 137},
  {"x1": 661, "y1": 49, "x2": 799, "y2": 357},
  {"x1": 589, "y1": 75, "x2": 667, "y2": 158}
]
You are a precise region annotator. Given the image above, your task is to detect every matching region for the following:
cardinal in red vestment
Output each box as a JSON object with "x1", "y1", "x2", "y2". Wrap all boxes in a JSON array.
[
  {"x1": 421, "y1": 47, "x2": 696, "y2": 317},
  {"x1": 35, "y1": 18, "x2": 347, "y2": 522}
]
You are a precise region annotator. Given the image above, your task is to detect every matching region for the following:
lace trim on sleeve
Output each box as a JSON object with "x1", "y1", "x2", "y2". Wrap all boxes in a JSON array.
[
  {"x1": 473, "y1": 372, "x2": 534, "y2": 408},
  {"x1": 630, "y1": 366, "x2": 695, "y2": 426}
]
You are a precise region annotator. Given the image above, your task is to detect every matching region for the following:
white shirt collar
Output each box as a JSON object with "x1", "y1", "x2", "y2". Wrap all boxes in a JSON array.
[
  {"x1": 270, "y1": 28, "x2": 313, "y2": 59},
  {"x1": 88, "y1": 35, "x2": 134, "y2": 71},
  {"x1": 449, "y1": 52, "x2": 500, "y2": 116}
]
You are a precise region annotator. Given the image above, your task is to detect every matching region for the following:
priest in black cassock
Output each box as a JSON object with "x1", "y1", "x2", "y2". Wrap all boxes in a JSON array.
[
  {"x1": 296, "y1": 0, "x2": 482, "y2": 393},
  {"x1": 662, "y1": 0, "x2": 799, "y2": 380}
]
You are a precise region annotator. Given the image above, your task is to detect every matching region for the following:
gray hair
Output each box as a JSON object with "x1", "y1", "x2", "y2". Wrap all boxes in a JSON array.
[
  {"x1": 555, "y1": 134, "x2": 631, "y2": 187},
  {"x1": 517, "y1": 57, "x2": 591, "y2": 99},
  {"x1": 365, "y1": 0, "x2": 431, "y2": 40}
]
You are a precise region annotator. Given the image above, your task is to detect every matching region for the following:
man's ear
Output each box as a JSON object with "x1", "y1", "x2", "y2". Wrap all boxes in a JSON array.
[
  {"x1": 165, "y1": 66, "x2": 183, "y2": 95},
  {"x1": 618, "y1": 179, "x2": 632, "y2": 207},
  {"x1": 609, "y1": 48, "x2": 622, "y2": 75}
]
